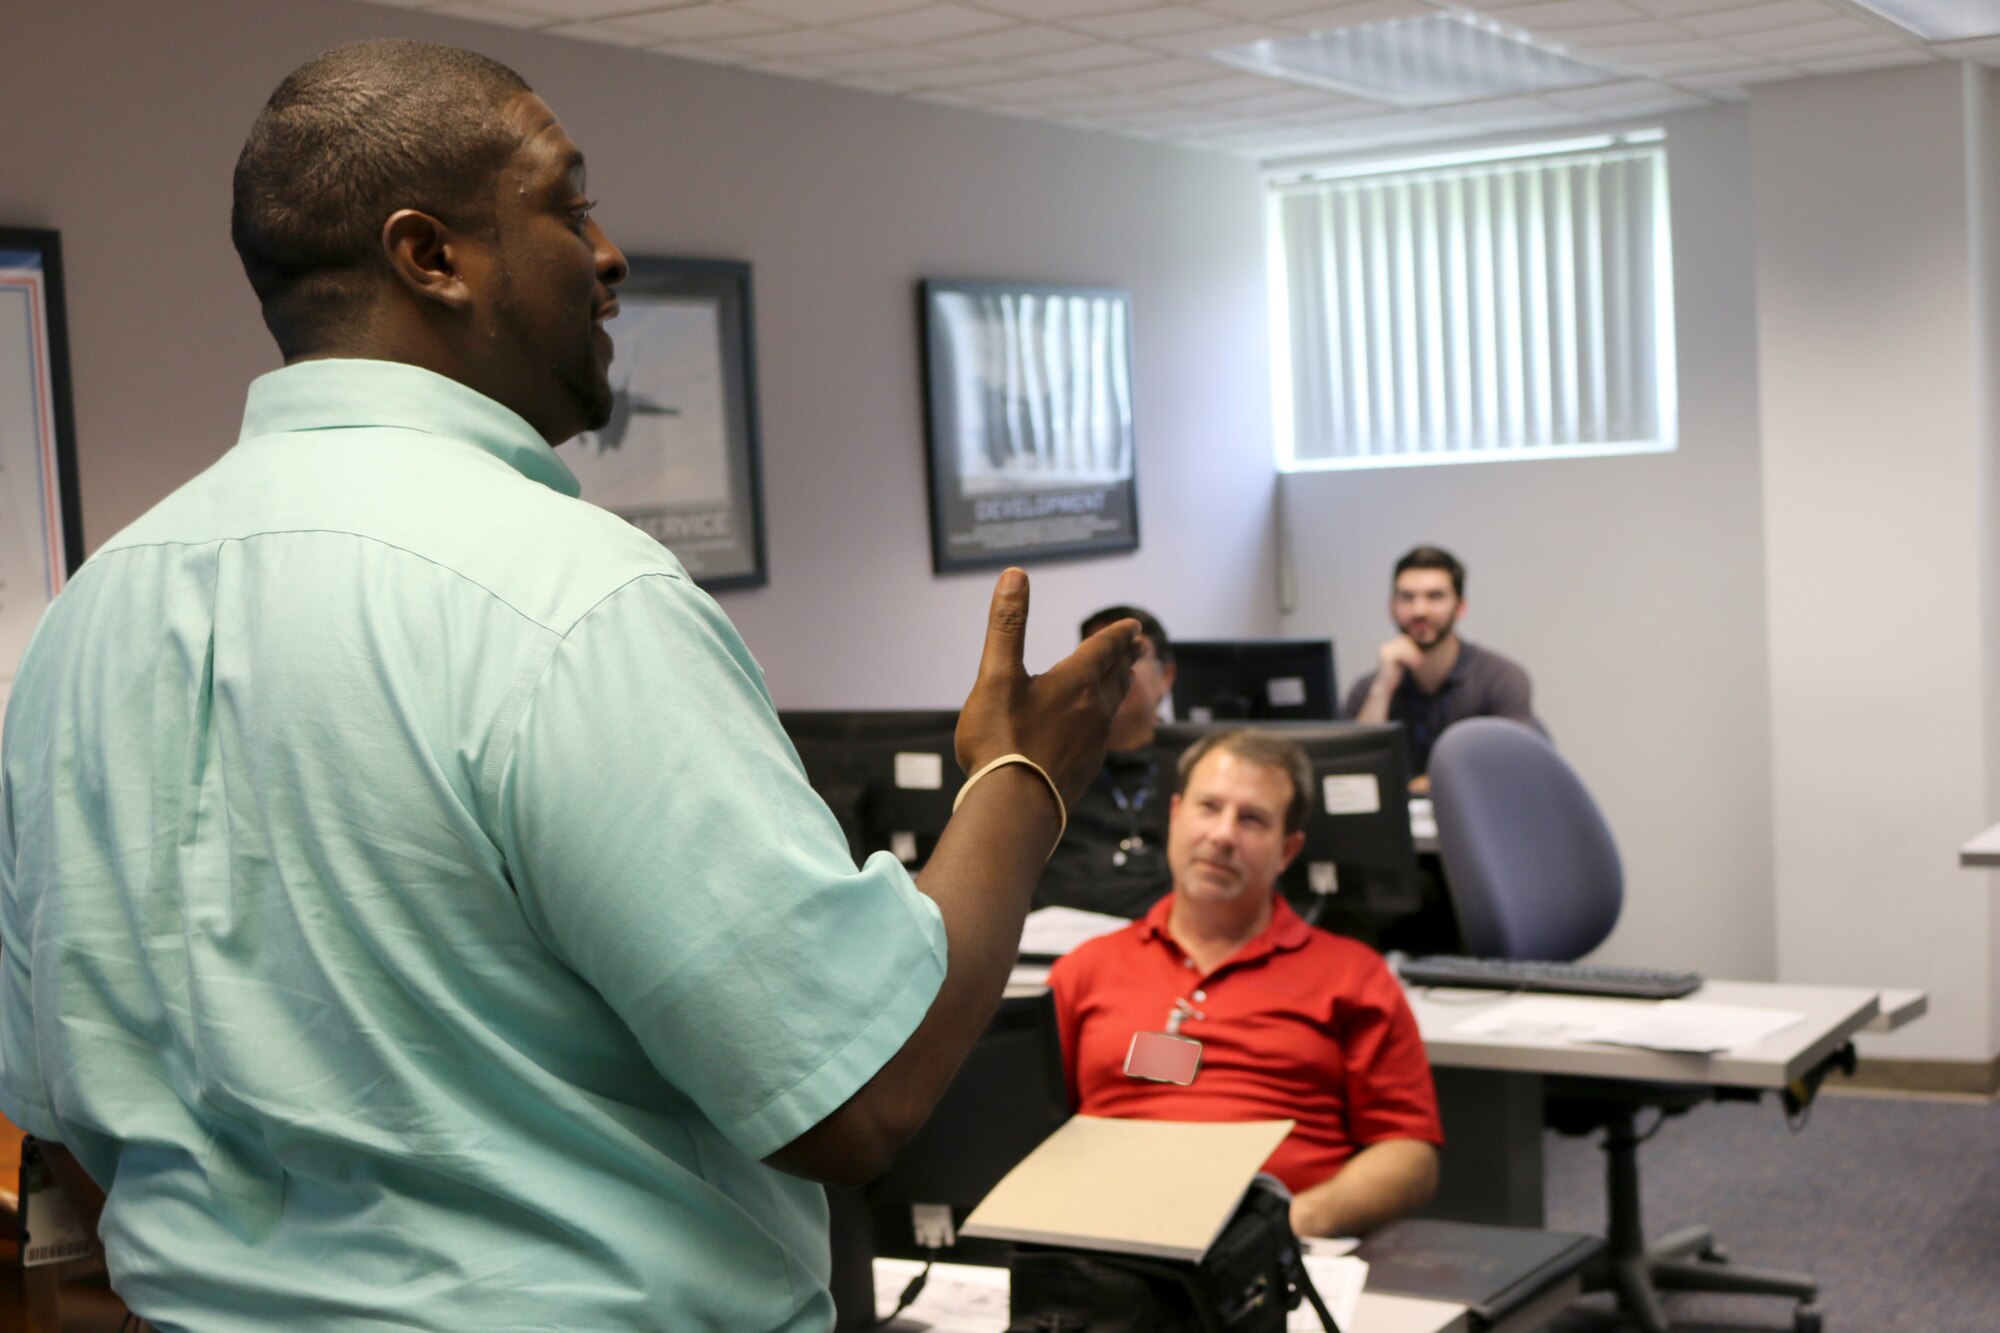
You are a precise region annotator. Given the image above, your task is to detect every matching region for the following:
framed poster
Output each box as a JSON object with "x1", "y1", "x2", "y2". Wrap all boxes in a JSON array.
[
  {"x1": 559, "y1": 256, "x2": 767, "y2": 592},
  {"x1": 0, "y1": 227, "x2": 85, "y2": 712},
  {"x1": 921, "y1": 279, "x2": 1139, "y2": 574}
]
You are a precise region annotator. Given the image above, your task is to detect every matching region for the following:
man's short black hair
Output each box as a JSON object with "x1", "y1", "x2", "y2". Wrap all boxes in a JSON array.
[
  {"x1": 231, "y1": 40, "x2": 532, "y2": 359},
  {"x1": 1394, "y1": 545, "x2": 1465, "y2": 599},
  {"x1": 1081, "y1": 605, "x2": 1171, "y2": 663}
]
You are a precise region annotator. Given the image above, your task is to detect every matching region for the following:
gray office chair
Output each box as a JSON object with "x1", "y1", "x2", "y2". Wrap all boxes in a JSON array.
[{"x1": 1428, "y1": 719, "x2": 1822, "y2": 1333}]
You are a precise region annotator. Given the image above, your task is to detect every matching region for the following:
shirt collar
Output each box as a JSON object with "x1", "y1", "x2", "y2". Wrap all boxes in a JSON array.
[
  {"x1": 237, "y1": 358, "x2": 582, "y2": 499},
  {"x1": 1138, "y1": 893, "x2": 1314, "y2": 972}
]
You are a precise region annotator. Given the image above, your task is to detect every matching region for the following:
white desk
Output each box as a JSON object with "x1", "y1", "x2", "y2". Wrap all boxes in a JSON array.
[
  {"x1": 1960, "y1": 820, "x2": 2000, "y2": 866},
  {"x1": 868, "y1": 1257, "x2": 1574, "y2": 1333},
  {"x1": 1408, "y1": 977, "x2": 1917, "y2": 1229},
  {"x1": 1407, "y1": 978, "x2": 1885, "y2": 1088}
]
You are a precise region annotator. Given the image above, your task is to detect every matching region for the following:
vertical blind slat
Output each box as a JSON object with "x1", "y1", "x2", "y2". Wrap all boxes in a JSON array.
[{"x1": 1276, "y1": 144, "x2": 1672, "y2": 466}]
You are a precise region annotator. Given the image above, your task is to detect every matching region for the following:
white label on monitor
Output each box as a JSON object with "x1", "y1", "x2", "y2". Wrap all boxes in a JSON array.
[
  {"x1": 890, "y1": 831, "x2": 919, "y2": 864},
  {"x1": 1189, "y1": 706, "x2": 1214, "y2": 724},
  {"x1": 1266, "y1": 676, "x2": 1307, "y2": 708},
  {"x1": 1321, "y1": 774, "x2": 1381, "y2": 815},
  {"x1": 894, "y1": 751, "x2": 944, "y2": 790},
  {"x1": 1308, "y1": 862, "x2": 1339, "y2": 896}
]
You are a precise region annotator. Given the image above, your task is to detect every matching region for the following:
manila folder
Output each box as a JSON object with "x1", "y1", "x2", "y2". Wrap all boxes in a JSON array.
[{"x1": 962, "y1": 1115, "x2": 1294, "y2": 1263}]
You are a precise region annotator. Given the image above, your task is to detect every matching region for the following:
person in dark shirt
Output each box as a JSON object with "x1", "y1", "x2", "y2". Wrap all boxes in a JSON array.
[
  {"x1": 1034, "y1": 606, "x2": 1178, "y2": 918},
  {"x1": 1344, "y1": 545, "x2": 1534, "y2": 793}
]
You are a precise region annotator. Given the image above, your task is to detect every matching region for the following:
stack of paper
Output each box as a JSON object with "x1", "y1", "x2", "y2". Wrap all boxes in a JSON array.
[
  {"x1": 1454, "y1": 997, "x2": 1803, "y2": 1053},
  {"x1": 1018, "y1": 906, "x2": 1132, "y2": 959},
  {"x1": 964, "y1": 1115, "x2": 1294, "y2": 1261}
]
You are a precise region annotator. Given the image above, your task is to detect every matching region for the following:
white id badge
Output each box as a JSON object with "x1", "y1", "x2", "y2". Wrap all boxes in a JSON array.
[{"x1": 1124, "y1": 1030, "x2": 1203, "y2": 1085}]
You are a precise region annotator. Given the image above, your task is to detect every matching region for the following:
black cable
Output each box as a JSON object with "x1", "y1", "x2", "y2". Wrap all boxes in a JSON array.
[{"x1": 871, "y1": 1251, "x2": 935, "y2": 1327}]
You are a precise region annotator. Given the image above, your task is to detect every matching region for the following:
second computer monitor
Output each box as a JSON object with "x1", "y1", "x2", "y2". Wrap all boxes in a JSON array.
[
  {"x1": 779, "y1": 709, "x2": 961, "y2": 870},
  {"x1": 1155, "y1": 720, "x2": 1421, "y2": 922},
  {"x1": 1170, "y1": 639, "x2": 1338, "y2": 723}
]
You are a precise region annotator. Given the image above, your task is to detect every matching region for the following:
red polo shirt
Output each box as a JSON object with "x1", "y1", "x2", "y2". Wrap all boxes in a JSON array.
[{"x1": 1047, "y1": 896, "x2": 1442, "y2": 1195}]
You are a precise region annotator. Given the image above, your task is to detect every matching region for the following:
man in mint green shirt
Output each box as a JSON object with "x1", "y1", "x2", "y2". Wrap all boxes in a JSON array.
[{"x1": 0, "y1": 41, "x2": 1137, "y2": 1331}]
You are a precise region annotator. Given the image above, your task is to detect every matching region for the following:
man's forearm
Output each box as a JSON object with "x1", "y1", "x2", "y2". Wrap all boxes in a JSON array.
[
  {"x1": 1353, "y1": 680, "x2": 1395, "y2": 724},
  {"x1": 1287, "y1": 1139, "x2": 1439, "y2": 1239}
]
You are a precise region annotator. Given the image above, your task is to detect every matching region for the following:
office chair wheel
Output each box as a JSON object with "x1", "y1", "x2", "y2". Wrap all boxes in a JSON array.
[
  {"x1": 1700, "y1": 1243, "x2": 1729, "y2": 1263},
  {"x1": 1793, "y1": 1302, "x2": 1824, "y2": 1333}
]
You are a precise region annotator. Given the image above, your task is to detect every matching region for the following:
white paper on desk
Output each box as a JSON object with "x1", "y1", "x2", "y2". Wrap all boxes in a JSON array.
[
  {"x1": 1451, "y1": 996, "x2": 1659, "y2": 1044},
  {"x1": 1584, "y1": 1002, "x2": 1803, "y2": 1054},
  {"x1": 873, "y1": 1257, "x2": 1010, "y2": 1329},
  {"x1": 1019, "y1": 906, "x2": 1130, "y2": 958},
  {"x1": 1293, "y1": 1255, "x2": 1368, "y2": 1332}
]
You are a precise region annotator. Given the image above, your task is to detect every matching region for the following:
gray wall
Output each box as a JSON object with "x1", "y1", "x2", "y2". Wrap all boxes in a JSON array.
[
  {"x1": 0, "y1": 0, "x2": 1283, "y2": 710},
  {"x1": 1278, "y1": 105, "x2": 1777, "y2": 984},
  {"x1": 1753, "y1": 63, "x2": 1999, "y2": 1061}
]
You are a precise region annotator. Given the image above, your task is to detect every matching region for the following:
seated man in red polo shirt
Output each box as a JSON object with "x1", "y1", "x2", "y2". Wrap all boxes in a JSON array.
[{"x1": 1048, "y1": 729, "x2": 1442, "y2": 1238}]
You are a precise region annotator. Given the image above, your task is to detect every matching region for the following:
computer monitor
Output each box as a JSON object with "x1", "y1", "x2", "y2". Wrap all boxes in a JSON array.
[
  {"x1": 1170, "y1": 639, "x2": 1338, "y2": 723},
  {"x1": 779, "y1": 710, "x2": 961, "y2": 870},
  {"x1": 1154, "y1": 721, "x2": 1421, "y2": 927},
  {"x1": 826, "y1": 992, "x2": 1070, "y2": 1326}
]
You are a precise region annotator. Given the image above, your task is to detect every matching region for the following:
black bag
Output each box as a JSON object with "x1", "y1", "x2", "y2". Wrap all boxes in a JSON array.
[{"x1": 1005, "y1": 1176, "x2": 1339, "y2": 1333}]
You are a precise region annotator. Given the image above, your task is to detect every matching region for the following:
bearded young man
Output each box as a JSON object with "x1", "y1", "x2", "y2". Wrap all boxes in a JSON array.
[
  {"x1": 0, "y1": 40, "x2": 1138, "y2": 1330},
  {"x1": 1344, "y1": 544, "x2": 1534, "y2": 792}
]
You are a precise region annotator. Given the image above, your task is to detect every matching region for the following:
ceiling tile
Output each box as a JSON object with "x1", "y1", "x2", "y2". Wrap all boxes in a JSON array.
[
  {"x1": 481, "y1": 0, "x2": 647, "y2": 18},
  {"x1": 1641, "y1": 49, "x2": 1766, "y2": 74},
  {"x1": 737, "y1": 0, "x2": 929, "y2": 23},
  {"x1": 1067, "y1": 9, "x2": 1232, "y2": 39},
  {"x1": 716, "y1": 27, "x2": 875, "y2": 58},
  {"x1": 1575, "y1": 37, "x2": 1733, "y2": 67},
  {"x1": 1772, "y1": 33, "x2": 1910, "y2": 60},
  {"x1": 809, "y1": 44, "x2": 962, "y2": 73},
  {"x1": 1202, "y1": 0, "x2": 1353, "y2": 18},
  {"x1": 1486, "y1": 0, "x2": 1645, "y2": 32},
  {"x1": 1088, "y1": 57, "x2": 1238, "y2": 90},
  {"x1": 837, "y1": 4, "x2": 1012, "y2": 42},
  {"x1": 744, "y1": 59, "x2": 835, "y2": 79},
  {"x1": 973, "y1": 0, "x2": 1157, "y2": 15},
  {"x1": 1270, "y1": 0, "x2": 1445, "y2": 31},
  {"x1": 1037, "y1": 90, "x2": 1167, "y2": 114},
  {"x1": 430, "y1": 4, "x2": 549, "y2": 28},
  {"x1": 1143, "y1": 23, "x2": 1294, "y2": 56},
  {"x1": 1223, "y1": 85, "x2": 1358, "y2": 113},
  {"x1": 1020, "y1": 42, "x2": 1158, "y2": 71},
  {"x1": 1624, "y1": 0, "x2": 1742, "y2": 16},
  {"x1": 964, "y1": 72, "x2": 1097, "y2": 101},
  {"x1": 1170, "y1": 71, "x2": 1313, "y2": 102},
  {"x1": 932, "y1": 24, "x2": 1092, "y2": 59},
  {"x1": 1723, "y1": 16, "x2": 1871, "y2": 51},
  {"x1": 1679, "y1": 63, "x2": 1799, "y2": 87},
  {"x1": 1533, "y1": 18, "x2": 1688, "y2": 46},
  {"x1": 1795, "y1": 49, "x2": 1931, "y2": 73},
  {"x1": 1541, "y1": 77, "x2": 1669, "y2": 107},
  {"x1": 656, "y1": 42, "x2": 758, "y2": 66},
  {"x1": 1680, "y1": 0, "x2": 1839, "y2": 37},
  {"x1": 546, "y1": 20, "x2": 663, "y2": 46},
  {"x1": 611, "y1": 5, "x2": 790, "y2": 40}
]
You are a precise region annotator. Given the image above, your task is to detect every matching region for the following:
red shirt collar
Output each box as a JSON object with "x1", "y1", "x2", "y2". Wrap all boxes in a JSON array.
[{"x1": 1136, "y1": 892, "x2": 1315, "y2": 974}]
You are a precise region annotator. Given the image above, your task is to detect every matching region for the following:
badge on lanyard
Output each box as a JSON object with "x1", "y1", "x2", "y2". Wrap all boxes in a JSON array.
[{"x1": 1125, "y1": 998, "x2": 1205, "y2": 1085}]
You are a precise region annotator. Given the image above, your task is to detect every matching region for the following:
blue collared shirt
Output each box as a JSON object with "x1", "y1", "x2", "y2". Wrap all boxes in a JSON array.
[{"x1": 0, "y1": 359, "x2": 946, "y2": 1330}]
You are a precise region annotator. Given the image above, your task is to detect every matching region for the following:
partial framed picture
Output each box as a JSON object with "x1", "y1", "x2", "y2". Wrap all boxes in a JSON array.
[
  {"x1": 560, "y1": 257, "x2": 767, "y2": 592},
  {"x1": 920, "y1": 279, "x2": 1139, "y2": 574},
  {"x1": 0, "y1": 227, "x2": 85, "y2": 711}
]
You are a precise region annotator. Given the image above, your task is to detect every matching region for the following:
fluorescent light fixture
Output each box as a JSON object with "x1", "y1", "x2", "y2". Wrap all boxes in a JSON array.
[
  {"x1": 1844, "y1": 0, "x2": 2000, "y2": 40},
  {"x1": 1212, "y1": 13, "x2": 1612, "y2": 108}
]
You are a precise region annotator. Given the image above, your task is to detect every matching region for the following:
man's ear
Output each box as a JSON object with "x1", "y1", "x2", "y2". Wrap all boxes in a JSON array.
[
  {"x1": 382, "y1": 209, "x2": 477, "y2": 311},
  {"x1": 1160, "y1": 661, "x2": 1177, "y2": 694},
  {"x1": 1279, "y1": 829, "x2": 1306, "y2": 872}
]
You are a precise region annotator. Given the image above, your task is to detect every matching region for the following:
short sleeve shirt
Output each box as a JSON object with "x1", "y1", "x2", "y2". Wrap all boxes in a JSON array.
[
  {"x1": 0, "y1": 360, "x2": 948, "y2": 1331},
  {"x1": 1047, "y1": 897, "x2": 1441, "y2": 1194}
]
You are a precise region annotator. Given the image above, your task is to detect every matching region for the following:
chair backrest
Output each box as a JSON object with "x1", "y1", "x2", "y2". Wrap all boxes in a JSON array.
[{"x1": 1428, "y1": 718, "x2": 1622, "y2": 960}]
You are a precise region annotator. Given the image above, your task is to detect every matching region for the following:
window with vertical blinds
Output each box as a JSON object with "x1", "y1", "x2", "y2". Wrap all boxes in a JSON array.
[{"x1": 1270, "y1": 137, "x2": 1677, "y2": 470}]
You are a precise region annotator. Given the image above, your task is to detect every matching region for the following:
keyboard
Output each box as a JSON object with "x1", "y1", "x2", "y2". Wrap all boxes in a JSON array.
[{"x1": 1395, "y1": 955, "x2": 1704, "y2": 1000}]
